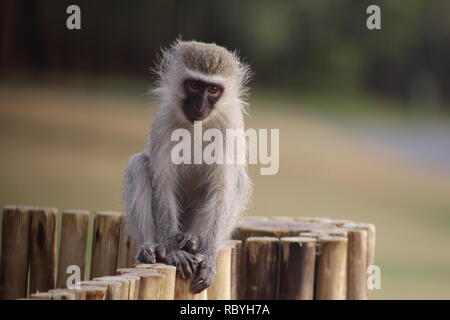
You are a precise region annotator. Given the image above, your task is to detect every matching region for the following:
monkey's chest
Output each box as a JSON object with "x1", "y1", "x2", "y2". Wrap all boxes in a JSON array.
[{"x1": 176, "y1": 165, "x2": 210, "y2": 218}]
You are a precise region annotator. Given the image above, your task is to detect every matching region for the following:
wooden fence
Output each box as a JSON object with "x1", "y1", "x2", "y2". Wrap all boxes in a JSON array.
[{"x1": 0, "y1": 205, "x2": 375, "y2": 300}]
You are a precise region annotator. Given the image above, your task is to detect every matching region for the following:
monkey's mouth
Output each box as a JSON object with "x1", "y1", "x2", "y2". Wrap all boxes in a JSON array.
[{"x1": 183, "y1": 108, "x2": 211, "y2": 123}]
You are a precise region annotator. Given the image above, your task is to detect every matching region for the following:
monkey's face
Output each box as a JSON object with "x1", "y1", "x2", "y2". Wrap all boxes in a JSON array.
[{"x1": 182, "y1": 79, "x2": 224, "y2": 122}]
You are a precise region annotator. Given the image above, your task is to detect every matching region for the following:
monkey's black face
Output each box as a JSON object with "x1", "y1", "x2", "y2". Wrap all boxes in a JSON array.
[{"x1": 182, "y1": 79, "x2": 224, "y2": 122}]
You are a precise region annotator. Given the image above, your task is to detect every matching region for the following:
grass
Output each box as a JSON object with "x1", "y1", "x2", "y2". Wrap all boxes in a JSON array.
[{"x1": 1, "y1": 80, "x2": 450, "y2": 299}]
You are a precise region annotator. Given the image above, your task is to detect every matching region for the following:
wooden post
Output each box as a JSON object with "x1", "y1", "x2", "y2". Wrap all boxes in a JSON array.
[
  {"x1": 135, "y1": 272, "x2": 166, "y2": 300},
  {"x1": 117, "y1": 219, "x2": 138, "y2": 269},
  {"x1": 279, "y1": 237, "x2": 316, "y2": 300},
  {"x1": 314, "y1": 235, "x2": 348, "y2": 300},
  {"x1": 57, "y1": 210, "x2": 90, "y2": 288},
  {"x1": 93, "y1": 276, "x2": 131, "y2": 300},
  {"x1": 346, "y1": 222, "x2": 376, "y2": 298},
  {"x1": 79, "y1": 285, "x2": 107, "y2": 300},
  {"x1": 344, "y1": 227, "x2": 368, "y2": 300},
  {"x1": 48, "y1": 289, "x2": 76, "y2": 300},
  {"x1": 79, "y1": 280, "x2": 125, "y2": 300},
  {"x1": 207, "y1": 247, "x2": 232, "y2": 300},
  {"x1": 116, "y1": 268, "x2": 166, "y2": 300},
  {"x1": 65, "y1": 288, "x2": 87, "y2": 300},
  {"x1": 174, "y1": 276, "x2": 207, "y2": 300},
  {"x1": 119, "y1": 274, "x2": 140, "y2": 300},
  {"x1": 0, "y1": 206, "x2": 31, "y2": 299},
  {"x1": 29, "y1": 207, "x2": 58, "y2": 294},
  {"x1": 90, "y1": 211, "x2": 122, "y2": 278},
  {"x1": 245, "y1": 237, "x2": 280, "y2": 299},
  {"x1": 359, "y1": 223, "x2": 376, "y2": 269},
  {"x1": 226, "y1": 240, "x2": 242, "y2": 300},
  {"x1": 136, "y1": 263, "x2": 176, "y2": 300}
]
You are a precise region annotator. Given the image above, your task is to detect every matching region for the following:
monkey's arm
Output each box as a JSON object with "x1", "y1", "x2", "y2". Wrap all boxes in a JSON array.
[
  {"x1": 189, "y1": 168, "x2": 251, "y2": 293},
  {"x1": 123, "y1": 152, "x2": 181, "y2": 260}
]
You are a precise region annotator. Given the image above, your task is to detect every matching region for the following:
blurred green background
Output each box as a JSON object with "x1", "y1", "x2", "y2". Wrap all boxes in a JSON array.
[{"x1": 1, "y1": 0, "x2": 449, "y2": 299}]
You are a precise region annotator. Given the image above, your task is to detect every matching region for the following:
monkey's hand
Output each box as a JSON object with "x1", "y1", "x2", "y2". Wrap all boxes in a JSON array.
[
  {"x1": 191, "y1": 256, "x2": 216, "y2": 294},
  {"x1": 176, "y1": 233, "x2": 200, "y2": 254},
  {"x1": 136, "y1": 242, "x2": 166, "y2": 264},
  {"x1": 164, "y1": 250, "x2": 200, "y2": 279}
]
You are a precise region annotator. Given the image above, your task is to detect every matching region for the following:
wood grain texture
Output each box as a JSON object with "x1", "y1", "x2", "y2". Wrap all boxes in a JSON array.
[
  {"x1": 244, "y1": 237, "x2": 280, "y2": 300},
  {"x1": 90, "y1": 211, "x2": 122, "y2": 278},
  {"x1": 80, "y1": 280, "x2": 125, "y2": 300},
  {"x1": 279, "y1": 237, "x2": 316, "y2": 300},
  {"x1": 48, "y1": 289, "x2": 76, "y2": 300},
  {"x1": 57, "y1": 210, "x2": 90, "y2": 288},
  {"x1": 136, "y1": 263, "x2": 176, "y2": 300},
  {"x1": 116, "y1": 268, "x2": 166, "y2": 300},
  {"x1": 118, "y1": 274, "x2": 140, "y2": 300},
  {"x1": 226, "y1": 240, "x2": 242, "y2": 300},
  {"x1": 117, "y1": 219, "x2": 138, "y2": 269},
  {"x1": 0, "y1": 206, "x2": 32, "y2": 299},
  {"x1": 344, "y1": 227, "x2": 368, "y2": 300},
  {"x1": 29, "y1": 207, "x2": 58, "y2": 295},
  {"x1": 93, "y1": 276, "x2": 131, "y2": 300},
  {"x1": 175, "y1": 276, "x2": 207, "y2": 300},
  {"x1": 207, "y1": 247, "x2": 232, "y2": 300},
  {"x1": 314, "y1": 235, "x2": 348, "y2": 300},
  {"x1": 78, "y1": 285, "x2": 107, "y2": 300}
]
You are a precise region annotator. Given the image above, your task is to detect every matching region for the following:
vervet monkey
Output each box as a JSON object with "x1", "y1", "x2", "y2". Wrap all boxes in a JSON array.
[{"x1": 123, "y1": 40, "x2": 252, "y2": 293}]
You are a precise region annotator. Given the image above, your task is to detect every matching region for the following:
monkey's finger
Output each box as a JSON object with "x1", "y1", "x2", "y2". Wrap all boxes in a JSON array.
[
  {"x1": 191, "y1": 279, "x2": 209, "y2": 294},
  {"x1": 178, "y1": 233, "x2": 193, "y2": 250},
  {"x1": 178, "y1": 253, "x2": 194, "y2": 278},
  {"x1": 183, "y1": 238, "x2": 198, "y2": 254},
  {"x1": 155, "y1": 246, "x2": 166, "y2": 260},
  {"x1": 191, "y1": 266, "x2": 213, "y2": 293},
  {"x1": 186, "y1": 254, "x2": 199, "y2": 273},
  {"x1": 176, "y1": 260, "x2": 186, "y2": 279},
  {"x1": 137, "y1": 246, "x2": 156, "y2": 264},
  {"x1": 195, "y1": 254, "x2": 205, "y2": 263},
  {"x1": 144, "y1": 246, "x2": 157, "y2": 264}
]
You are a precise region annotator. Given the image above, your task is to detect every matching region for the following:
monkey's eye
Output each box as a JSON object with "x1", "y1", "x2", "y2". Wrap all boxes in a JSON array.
[
  {"x1": 189, "y1": 80, "x2": 201, "y2": 91},
  {"x1": 208, "y1": 86, "x2": 219, "y2": 94}
]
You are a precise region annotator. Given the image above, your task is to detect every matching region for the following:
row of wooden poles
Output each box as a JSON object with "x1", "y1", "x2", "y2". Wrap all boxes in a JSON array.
[
  {"x1": 26, "y1": 259, "x2": 233, "y2": 300},
  {"x1": 233, "y1": 216, "x2": 376, "y2": 300},
  {"x1": 0, "y1": 205, "x2": 376, "y2": 300}
]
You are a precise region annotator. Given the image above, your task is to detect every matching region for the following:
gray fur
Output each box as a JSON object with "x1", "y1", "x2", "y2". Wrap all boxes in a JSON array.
[{"x1": 123, "y1": 40, "x2": 252, "y2": 292}]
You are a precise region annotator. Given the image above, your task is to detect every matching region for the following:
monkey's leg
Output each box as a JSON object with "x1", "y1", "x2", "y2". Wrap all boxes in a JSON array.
[
  {"x1": 124, "y1": 153, "x2": 174, "y2": 264},
  {"x1": 124, "y1": 153, "x2": 201, "y2": 276},
  {"x1": 189, "y1": 169, "x2": 250, "y2": 293}
]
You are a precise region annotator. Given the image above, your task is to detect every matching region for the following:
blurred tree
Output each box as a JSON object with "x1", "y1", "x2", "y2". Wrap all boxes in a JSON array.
[{"x1": 0, "y1": 0, "x2": 449, "y2": 110}]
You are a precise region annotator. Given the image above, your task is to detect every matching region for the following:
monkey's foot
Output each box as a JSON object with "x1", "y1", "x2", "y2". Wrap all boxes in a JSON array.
[
  {"x1": 191, "y1": 260, "x2": 216, "y2": 294},
  {"x1": 164, "y1": 250, "x2": 200, "y2": 279},
  {"x1": 176, "y1": 233, "x2": 200, "y2": 254},
  {"x1": 136, "y1": 243, "x2": 166, "y2": 264}
]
